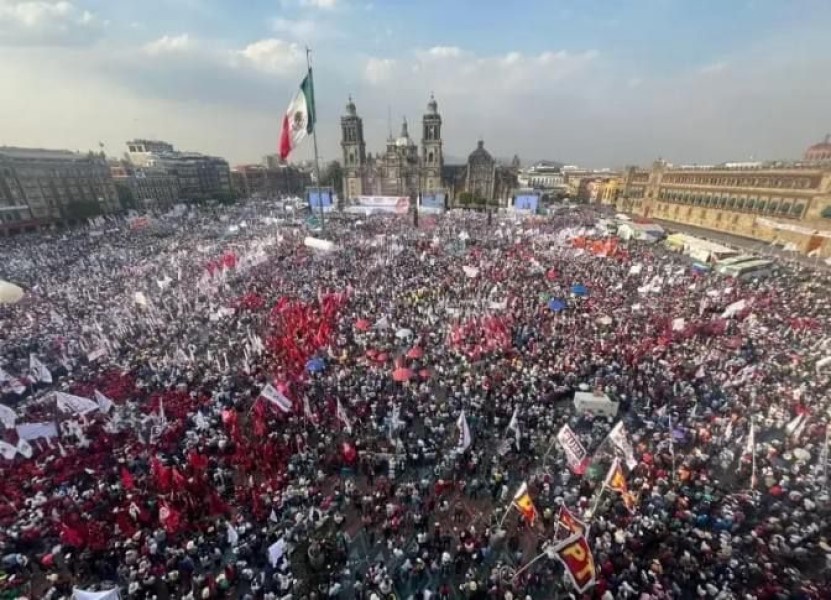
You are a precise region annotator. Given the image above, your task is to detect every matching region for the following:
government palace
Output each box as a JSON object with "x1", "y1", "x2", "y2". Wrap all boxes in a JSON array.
[{"x1": 612, "y1": 136, "x2": 831, "y2": 257}]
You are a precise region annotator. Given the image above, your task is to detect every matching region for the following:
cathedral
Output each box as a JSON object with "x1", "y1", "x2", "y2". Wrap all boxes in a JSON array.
[{"x1": 340, "y1": 95, "x2": 444, "y2": 199}]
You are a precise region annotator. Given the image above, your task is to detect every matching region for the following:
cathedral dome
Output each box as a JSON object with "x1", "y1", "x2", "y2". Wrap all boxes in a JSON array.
[{"x1": 395, "y1": 117, "x2": 415, "y2": 147}]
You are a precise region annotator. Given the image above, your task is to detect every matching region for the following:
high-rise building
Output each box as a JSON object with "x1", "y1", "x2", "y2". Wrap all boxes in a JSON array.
[
  {"x1": 340, "y1": 95, "x2": 445, "y2": 199},
  {"x1": 126, "y1": 139, "x2": 175, "y2": 167},
  {"x1": 230, "y1": 164, "x2": 312, "y2": 198},
  {"x1": 0, "y1": 147, "x2": 119, "y2": 234}
]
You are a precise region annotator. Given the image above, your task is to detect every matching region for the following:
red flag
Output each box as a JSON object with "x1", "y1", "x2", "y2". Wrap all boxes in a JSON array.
[
  {"x1": 150, "y1": 457, "x2": 172, "y2": 492},
  {"x1": 188, "y1": 451, "x2": 208, "y2": 471},
  {"x1": 59, "y1": 522, "x2": 86, "y2": 548},
  {"x1": 172, "y1": 467, "x2": 187, "y2": 490},
  {"x1": 120, "y1": 466, "x2": 135, "y2": 490},
  {"x1": 553, "y1": 534, "x2": 597, "y2": 593},
  {"x1": 159, "y1": 502, "x2": 181, "y2": 534}
]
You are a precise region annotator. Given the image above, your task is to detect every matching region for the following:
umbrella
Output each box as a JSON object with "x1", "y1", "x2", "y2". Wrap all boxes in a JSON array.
[
  {"x1": 571, "y1": 284, "x2": 588, "y2": 297},
  {"x1": 375, "y1": 352, "x2": 389, "y2": 363},
  {"x1": 406, "y1": 346, "x2": 424, "y2": 359},
  {"x1": 355, "y1": 318, "x2": 371, "y2": 332},
  {"x1": 395, "y1": 328, "x2": 413, "y2": 339},
  {"x1": 306, "y1": 358, "x2": 326, "y2": 373},
  {"x1": 365, "y1": 349, "x2": 378, "y2": 359},
  {"x1": 419, "y1": 368, "x2": 431, "y2": 380},
  {"x1": 392, "y1": 367, "x2": 414, "y2": 382},
  {"x1": 793, "y1": 448, "x2": 811, "y2": 461},
  {"x1": 0, "y1": 281, "x2": 24, "y2": 304},
  {"x1": 547, "y1": 298, "x2": 566, "y2": 312}
]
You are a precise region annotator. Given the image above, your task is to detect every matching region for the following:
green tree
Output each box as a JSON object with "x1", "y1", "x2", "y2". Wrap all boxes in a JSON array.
[
  {"x1": 115, "y1": 183, "x2": 138, "y2": 211},
  {"x1": 458, "y1": 191, "x2": 474, "y2": 206},
  {"x1": 320, "y1": 161, "x2": 343, "y2": 196},
  {"x1": 215, "y1": 191, "x2": 239, "y2": 206}
]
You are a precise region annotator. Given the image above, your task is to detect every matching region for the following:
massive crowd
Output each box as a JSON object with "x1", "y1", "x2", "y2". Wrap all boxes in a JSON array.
[{"x1": 0, "y1": 202, "x2": 830, "y2": 600}]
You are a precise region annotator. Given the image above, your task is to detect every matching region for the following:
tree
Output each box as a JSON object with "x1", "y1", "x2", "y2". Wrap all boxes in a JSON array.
[
  {"x1": 215, "y1": 191, "x2": 239, "y2": 206},
  {"x1": 115, "y1": 183, "x2": 139, "y2": 211},
  {"x1": 458, "y1": 191, "x2": 474, "y2": 206},
  {"x1": 320, "y1": 161, "x2": 343, "y2": 196}
]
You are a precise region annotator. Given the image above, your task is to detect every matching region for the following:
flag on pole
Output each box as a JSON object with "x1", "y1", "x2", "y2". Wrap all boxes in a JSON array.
[
  {"x1": 557, "y1": 424, "x2": 589, "y2": 475},
  {"x1": 336, "y1": 399, "x2": 352, "y2": 434},
  {"x1": 260, "y1": 383, "x2": 293, "y2": 413},
  {"x1": 94, "y1": 390, "x2": 114, "y2": 413},
  {"x1": 608, "y1": 421, "x2": 638, "y2": 469},
  {"x1": 506, "y1": 406, "x2": 520, "y2": 449},
  {"x1": 556, "y1": 505, "x2": 586, "y2": 536},
  {"x1": 303, "y1": 395, "x2": 313, "y2": 420},
  {"x1": 29, "y1": 354, "x2": 52, "y2": 383},
  {"x1": 456, "y1": 410, "x2": 471, "y2": 452},
  {"x1": 551, "y1": 534, "x2": 597, "y2": 594},
  {"x1": 605, "y1": 458, "x2": 636, "y2": 513},
  {"x1": 278, "y1": 73, "x2": 316, "y2": 160},
  {"x1": 511, "y1": 482, "x2": 538, "y2": 525},
  {"x1": 227, "y1": 522, "x2": 240, "y2": 546},
  {"x1": 0, "y1": 403, "x2": 16, "y2": 428}
]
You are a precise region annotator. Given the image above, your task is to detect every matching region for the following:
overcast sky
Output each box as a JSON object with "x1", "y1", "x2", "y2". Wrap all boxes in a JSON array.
[{"x1": 0, "y1": 0, "x2": 830, "y2": 168}]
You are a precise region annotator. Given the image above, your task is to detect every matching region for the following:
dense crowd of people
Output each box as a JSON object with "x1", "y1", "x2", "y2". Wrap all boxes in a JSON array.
[{"x1": 0, "y1": 202, "x2": 830, "y2": 600}]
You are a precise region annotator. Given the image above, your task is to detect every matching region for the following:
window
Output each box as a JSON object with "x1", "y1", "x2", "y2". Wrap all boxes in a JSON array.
[
  {"x1": 768, "y1": 200, "x2": 779, "y2": 214},
  {"x1": 821, "y1": 205, "x2": 831, "y2": 219},
  {"x1": 779, "y1": 202, "x2": 791, "y2": 215},
  {"x1": 757, "y1": 199, "x2": 767, "y2": 212},
  {"x1": 718, "y1": 196, "x2": 727, "y2": 208},
  {"x1": 792, "y1": 203, "x2": 806, "y2": 218},
  {"x1": 747, "y1": 199, "x2": 757, "y2": 211},
  {"x1": 727, "y1": 197, "x2": 736, "y2": 209}
]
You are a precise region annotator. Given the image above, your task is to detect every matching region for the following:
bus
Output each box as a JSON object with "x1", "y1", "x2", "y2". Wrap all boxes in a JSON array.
[
  {"x1": 715, "y1": 254, "x2": 760, "y2": 273},
  {"x1": 720, "y1": 259, "x2": 775, "y2": 281}
]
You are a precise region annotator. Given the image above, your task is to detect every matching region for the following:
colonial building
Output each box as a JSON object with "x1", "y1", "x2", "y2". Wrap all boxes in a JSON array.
[
  {"x1": 110, "y1": 162, "x2": 179, "y2": 211},
  {"x1": 0, "y1": 147, "x2": 119, "y2": 234},
  {"x1": 340, "y1": 95, "x2": 444, "y2": 199},
  {"x1": 618, "y1": 149, "x2": 831, "y2": 256},
  {"x1": 125, "y1": 141, "x2": 232, "y2": 202},
  {"x1": 230, "y1": 163, "x2": 311, "y2": 198},
  {"x1": 450, "y1": 140, "x2": 517, "y2": 205}
]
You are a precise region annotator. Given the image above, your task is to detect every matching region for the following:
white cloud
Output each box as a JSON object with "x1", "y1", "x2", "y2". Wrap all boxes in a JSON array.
[
  {"x1": 0, "y1": 0, "x2": 101, "y2": 45},
  {"x1": 234, "y1": 38, "x2": 304, "y2": 75},
  {"x1": 272, "y1": 17, "x2": 318, "y2": 40},
  {"x1": 698, "y1": 61, "x2": 728, "y2": 75},
  {"x1": 142, "y1": 33, "x2": 193, "y2": 56},
  {"x1": 363, "y1": 57, "x2": 396, "y2": 84},
  {"x1": 424, "y1": 45, "x2": 463, "y2": 59},
  {"x1": 300, "y1": 0, "x2": 337, "y2": 8}
]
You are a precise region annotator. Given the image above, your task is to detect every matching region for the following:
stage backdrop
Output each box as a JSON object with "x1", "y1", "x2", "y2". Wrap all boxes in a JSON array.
[{"x1": 345, "y1": 196, "x2": 410, "y2": 215}]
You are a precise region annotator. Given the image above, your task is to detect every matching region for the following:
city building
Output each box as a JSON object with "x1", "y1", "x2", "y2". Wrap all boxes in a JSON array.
[
  {"x1": 517, "y1": 162, "x2": 567, "y2": 197},
  {"x1": 124, "y1": 141, "x2": 232, "y2": 202},
  {"x1": 804, "y1": 134, "x2": 831, "y2": 163},
  {"x1": 230, "y1": 163, "x2": 311, "y2": 198},
  {"x1": 598, "y1": 177, "x2": 622, "y2": 206},
  {"x1": 0, "y1": 146, "x2": 119, "y2": 234},
  {"x1": 560, "y1": 166, "x2": 621, "y2": 202},
  {"x1": 618, "y1": 144, "x2": 831, "y2": 256},
  {"x1": 110, "y1": 162, "x2": 179, "y2": 211},
  {"x1": 341, "y1": 95, "x2": 444, "y2": 199},
  {"x1": 126, "y1": 139, "x2": 175, "y2": 167}
]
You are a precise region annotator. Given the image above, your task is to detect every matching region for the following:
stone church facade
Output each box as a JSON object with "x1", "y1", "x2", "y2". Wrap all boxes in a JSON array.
[{"x1": 340, "y1": 95, "x2": 444, "y2": 199}]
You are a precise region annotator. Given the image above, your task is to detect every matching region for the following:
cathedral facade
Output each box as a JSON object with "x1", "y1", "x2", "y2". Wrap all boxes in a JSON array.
[{"x1": 340, "y1": 95, "x2": 444, "y2": 199}]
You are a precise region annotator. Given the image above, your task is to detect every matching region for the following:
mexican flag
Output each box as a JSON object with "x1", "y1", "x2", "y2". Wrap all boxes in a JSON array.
[{"x1": 278, "y1": 72, "x2": 316, "y2": 160}]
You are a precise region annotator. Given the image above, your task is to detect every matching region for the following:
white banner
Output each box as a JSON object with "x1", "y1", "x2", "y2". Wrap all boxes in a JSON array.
[
  {"x1": 73, "y1": 588, "x2": 121, "y2": 600},
  {"x1": 55, "y1": 392, "x2": 99, "y2": 415},
  {"x1": 261, "y1": 384, "x2": 292, "y2": 413},
  {"x1": 16, "y1": 421, "x2": 59, "y2": 441},
  {"x1": 557, "y1": 424, "x2": 588, "y2": 474},
  {"x1": 608, "y1": 421, "x2": 638, "y2": 469},
  {"x1": 0, "y1": 403, "x2": 16, "y2": 428}
]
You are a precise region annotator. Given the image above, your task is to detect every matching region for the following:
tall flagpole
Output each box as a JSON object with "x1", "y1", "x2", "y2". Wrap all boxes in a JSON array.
[{"x1": 306, "y1": 47, "x2": 325, "y2": 231}]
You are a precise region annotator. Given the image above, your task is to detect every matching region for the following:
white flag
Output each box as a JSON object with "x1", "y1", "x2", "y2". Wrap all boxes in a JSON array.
[
  {"x1": 94, "y1": 390, "x2": 114, "y2": 413},
  {"x1": 0, "y1": 441, "x2": 17, "y2": 460},
  {"x1": 303, "y1": 395, "x2": 313, "y2": 419},
  {"x1": 16, "y1": 421, "x2": 59, "y2": 441},
  {"x1": 336, "y1": 399, "x2": 352, "y2": 434},
  {"x1": 457, "y1": 410, "x2": 471, "y2": 452},
  {"x1": 55, "y1": 392, "x2": 98, "y2": 415},
  {"x1": 744, "y1": 423, "x2": 755, "y2": 457},
  {"x1": 16, "y1": 437, "x2": 33, "y2": 459},
  {"x1": 72, "y1": 588, "x2": 121, "y2": 600},
  {"x1": 29, "y1": 354, "x2": 53, "y2": 384},
  {"x1": 608, "y1": 421, "x2": 638, "y2": 470},
  {"x1": 267, "y1": 538, "x2": 287, "y2": 567},
  {"x1": 506, "y1": 407, "x2": 520, "y2": 448},
  {"x1": 227, "y1": 522, "x2": 239, "y2": 546},
  {"x1": 194, "y1": 411, "x2": 209, "y2": 431},
  {"x1": 0, "y1": 368, "x2": 25, "y2": 395},
  {"x1": 0, "y1": 403, "x2": 16, "y2": 428},
  {"x1": 261, "y1": 384, "x2": 293, "y2": 414}
]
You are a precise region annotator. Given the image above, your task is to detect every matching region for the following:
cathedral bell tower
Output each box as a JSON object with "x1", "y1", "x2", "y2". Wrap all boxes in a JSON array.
[
  {"x1": 340, "y1": 96, "x2": 366, "y2": 199},
  {"x1": 421, "y1": 94, "x2": 443, "y2": 192}
]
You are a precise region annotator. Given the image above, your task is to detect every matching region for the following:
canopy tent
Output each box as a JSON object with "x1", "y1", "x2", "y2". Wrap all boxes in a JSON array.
[
  {"x1": 570, "y1": 284, "x2": 588, "y2": 297},
  {"x1": 0, "y1": 280, "x2": 25, "y2": 304},
  {"x1": 305, "y1": 357, "x2": 326, "y2": 373},
  {"x1": 547, "y1": 298, "x2": 567, "y2": 312}
]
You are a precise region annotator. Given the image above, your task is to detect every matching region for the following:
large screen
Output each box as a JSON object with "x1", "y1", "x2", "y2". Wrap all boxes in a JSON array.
[
  {"x1": 514, "y1": 194, "x2": 540, "y2": 212},
  {"x1": 307, "y1": 188, "x2": 334, "y2": 210},
  {"x1": 419, "y1": 193, "x2": 446, "y2": 213}
]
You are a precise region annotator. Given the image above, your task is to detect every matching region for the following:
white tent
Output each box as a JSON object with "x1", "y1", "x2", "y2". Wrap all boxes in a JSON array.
[
  {"x1": 573, "y1": 391, "x2": 619, "y2": 417},
  {"x1": 0, "y1": 280, "x2": 24, "y2": 304}
]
